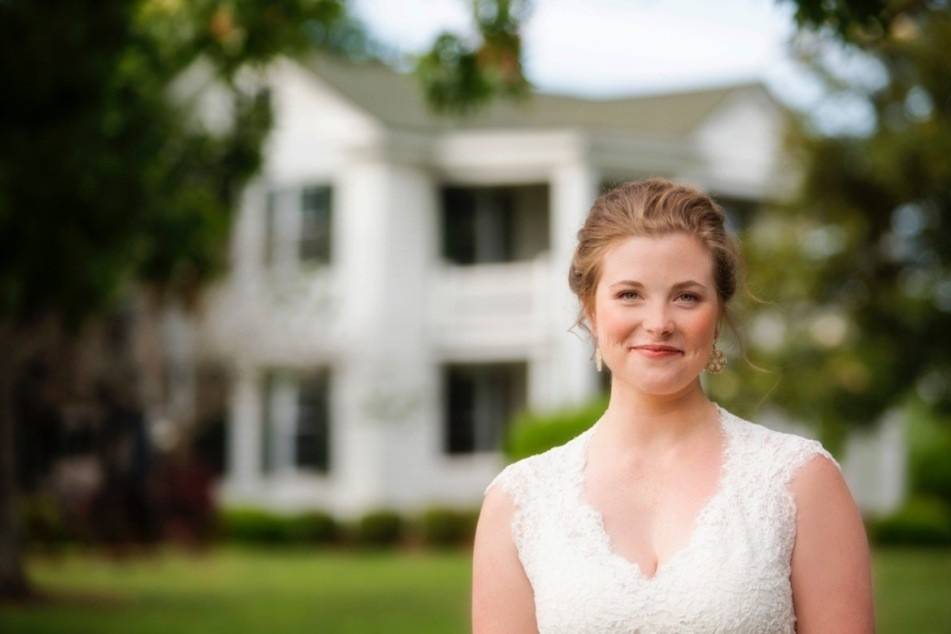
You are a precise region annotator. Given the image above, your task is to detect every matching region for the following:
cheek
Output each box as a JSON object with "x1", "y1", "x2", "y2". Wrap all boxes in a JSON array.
[
  {"x1": 683, "y1": 309, "x2": 719, "y2": 345},
  {"x1": 595, "y1": 304, "x2": 634, "y2": 340}
]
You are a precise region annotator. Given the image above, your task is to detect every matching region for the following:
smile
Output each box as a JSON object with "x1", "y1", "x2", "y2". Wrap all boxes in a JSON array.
[{"x1": 631, "y1": 347, "x2": 682, "y2": 358}]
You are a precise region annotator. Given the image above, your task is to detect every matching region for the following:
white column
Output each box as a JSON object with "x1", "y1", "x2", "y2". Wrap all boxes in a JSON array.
[
  {"x1": 332, "y1": 159, "x2": 387, "y2": 514},
  {"x1": 332, "y1": 158, "x2": 438, "y2": 513},
  {"x1": 373, "y1": 165, "x2": 439, "y2": 507},
  {"x1": 227, "y1": 363, "x2": 262, "y2": 493},
  {"x1": 541, "y1": 160, "x2": 600, "y2": 409},
  {"x1": 878, "y1": 409, "x2": 907, "y2": 514}
]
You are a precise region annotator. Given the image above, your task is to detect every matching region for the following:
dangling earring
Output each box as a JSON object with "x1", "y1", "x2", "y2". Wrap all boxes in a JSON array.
[
  {"x1": 595, "y1": 347, "x2": 603, "y2": 372},
  {"x1": 705, "y1": 340, "x2": 726, "y2": 374}
]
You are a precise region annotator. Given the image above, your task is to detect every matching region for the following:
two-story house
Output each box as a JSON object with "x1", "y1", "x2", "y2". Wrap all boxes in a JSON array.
[{"x1": 172, "y1": 53, "x2": 904, "y2": 518}]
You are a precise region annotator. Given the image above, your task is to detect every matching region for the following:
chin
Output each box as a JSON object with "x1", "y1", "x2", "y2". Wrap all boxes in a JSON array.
[{"x1": 620, "y1": 374, "x2": 692, "y2": 397}]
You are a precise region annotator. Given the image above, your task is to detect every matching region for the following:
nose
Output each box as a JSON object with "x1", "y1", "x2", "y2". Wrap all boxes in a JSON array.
[{"x1": 644, "y1": 301, "x2": 674, "y2": 337}]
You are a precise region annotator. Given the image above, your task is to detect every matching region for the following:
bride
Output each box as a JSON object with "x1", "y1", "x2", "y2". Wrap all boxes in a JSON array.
[{"x1": 471, "y1": 178, "x2": 874, "y2": 633}]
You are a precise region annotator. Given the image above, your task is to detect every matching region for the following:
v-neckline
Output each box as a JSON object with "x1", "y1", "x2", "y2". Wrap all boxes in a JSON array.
[{"x1": 573, "y1": 403, "x2": 732, "y2": 583}]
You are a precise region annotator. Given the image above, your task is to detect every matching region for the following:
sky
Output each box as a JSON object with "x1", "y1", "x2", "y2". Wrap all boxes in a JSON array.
[
  {"x1": 352, "y1": 0, "x2": 796, "y2": 95},
  {"x1": 349, "y1": 0, "x2": 877, "y2": 134}
]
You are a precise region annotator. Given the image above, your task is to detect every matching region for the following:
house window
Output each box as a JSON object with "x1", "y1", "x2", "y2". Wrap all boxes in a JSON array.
[
  {"x1": 444, "y1": 362, "x2": 527, "y2": 454},
  {"x1": 260, "y1": 371, "x2": 278, "y2": 474},
  {"x1": 260, "y1": 368, "x2": 331, "y2": 474},
  {"x1": 262, "y1": 184, "x2": 333, "y2": 269},
  {"x1": 441, "y1": 185, "x2": 549, "y2": 264},
  {"x1": 300, "y1": 185, "x2": 332, "y2": 264},
  {"x1": 295, "y1": 369, "x2": 330, "y2": 472}
]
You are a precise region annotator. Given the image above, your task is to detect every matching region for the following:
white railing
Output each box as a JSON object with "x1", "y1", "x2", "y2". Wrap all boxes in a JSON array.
[
  {"x1": 200, "y1": 267, "x2": 339, "y2": 362},
  {"x1": 427, "y1": 255, "x2": 551, "y2": 355}
]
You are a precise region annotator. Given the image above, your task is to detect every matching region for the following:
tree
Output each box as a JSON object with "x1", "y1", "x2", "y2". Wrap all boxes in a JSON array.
[
  {"x1": 0, "y1": 0, "x2": 527, "y2": 599},
  {"x1": 705, "y1": 2, "x2": 951, "y2": 453},
  {"x1": 416, "y1": 0, "x2": 530, "y2": 113},
  {"x1": 0, "y1": 0, "x2": 316, "y2": 599}
]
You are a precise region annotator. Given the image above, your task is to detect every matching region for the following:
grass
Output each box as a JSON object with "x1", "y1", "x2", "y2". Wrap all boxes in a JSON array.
[
  {"x1": 1, "y1": 546, "x2": 473, "y2": 634},
  {"x1": 1, "y1": 546, "x2": 949, "y2": 633},
  {"x1": 873, "y1": 547, "x2": 951, "y2": 633}
]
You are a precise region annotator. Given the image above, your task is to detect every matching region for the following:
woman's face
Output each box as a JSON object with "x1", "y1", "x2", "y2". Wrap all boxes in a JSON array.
[{"x1": 588, "y1": 232, "x2": 721, "y2": 397}]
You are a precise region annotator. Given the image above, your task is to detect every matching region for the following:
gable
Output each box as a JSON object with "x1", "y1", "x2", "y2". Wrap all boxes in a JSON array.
[{"x1": 689, "y1": 86, "x2": 792, "y2": 198}]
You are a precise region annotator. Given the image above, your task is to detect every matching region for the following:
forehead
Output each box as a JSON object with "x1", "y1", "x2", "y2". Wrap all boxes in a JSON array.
[{"x1": 599, "y1": 233, "x2": 715, "y2": 287}]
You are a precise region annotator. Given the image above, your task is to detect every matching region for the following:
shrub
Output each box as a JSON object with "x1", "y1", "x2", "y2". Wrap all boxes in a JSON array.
[
  {"x1": 354, "y1": 509, "x2": 404, "y2": 547},
  {"x1": 906, "y1": 398, "x2": 951, "y2": 506},
  {"x1": 218, "y1": 507, "x2": 343, "y2": 546},
  {"x1": 507, "y1": 395, "x2": 608, "y2": 460},
  {"x1": 909, "y1": 432, "x2": 951, "y2": 506},
  {"x1": 417, "y1": 506, "x2": 477, "y2": 547},
  {"x1": 458, "y1": 508, "x2": 480, "y2": 539},
  {"x1": 217, "y1": 508, "x2": 292, "y2": 545},
  {"x1": 18, "y1": 494, "x2": 70, "y2": 547},
  {"x1": 286, "y1": 511, "x2": 339, "y2": 544},
  {"x1": 868, "y1": 496, "x2": 951, "y2": 547}
]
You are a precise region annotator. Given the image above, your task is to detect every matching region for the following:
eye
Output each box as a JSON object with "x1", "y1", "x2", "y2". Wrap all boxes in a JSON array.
[
  {"x1": 677, "y1": 292, "x2": 701, "y2": 303},
  {"x1": 616, "y1": 290, "x2": 640, "y2": 300}
]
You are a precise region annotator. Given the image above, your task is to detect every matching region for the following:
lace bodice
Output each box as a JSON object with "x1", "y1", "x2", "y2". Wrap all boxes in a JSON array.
[{"x1": 483, "y1": 404, "x2": 841, "y2": 634}]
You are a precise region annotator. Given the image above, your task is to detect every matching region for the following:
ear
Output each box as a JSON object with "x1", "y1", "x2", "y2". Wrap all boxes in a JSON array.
[{"x1": 585, "y1": 308, "x2": 597, "y2": 340}]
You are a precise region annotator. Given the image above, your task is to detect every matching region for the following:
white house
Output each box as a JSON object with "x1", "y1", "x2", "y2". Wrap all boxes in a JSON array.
[{"x1": 176, "y1": 54, "x2": 904, "y2": 519}]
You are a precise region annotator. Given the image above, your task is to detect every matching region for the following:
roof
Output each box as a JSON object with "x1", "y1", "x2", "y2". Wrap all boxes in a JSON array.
[{"x1": 298, "y1": 53, "x2": 782, "y2": 139}]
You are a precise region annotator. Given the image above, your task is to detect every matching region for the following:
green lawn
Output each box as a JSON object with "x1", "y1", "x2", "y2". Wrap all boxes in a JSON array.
[
  {"x1": 873, "y1": 548, "x2": 951, "y2": 633},
  {"x1": 2, "y1": 546, "x2": 472, "y2": 634},
  {"x1": 0, "y1": 546, "x2": 948, "y2": 633}
]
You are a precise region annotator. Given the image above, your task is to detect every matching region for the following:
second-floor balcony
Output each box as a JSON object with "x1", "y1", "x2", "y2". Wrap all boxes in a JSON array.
[
  {"x1": 427, "y1": 257, "x2": 551, "y2": 357},
  {"x1": 204, "y1": 179, "x2": 558, "y2": 362},
  {"x1": 430, "y1": 183, "x2": 552, "y2": 356}
]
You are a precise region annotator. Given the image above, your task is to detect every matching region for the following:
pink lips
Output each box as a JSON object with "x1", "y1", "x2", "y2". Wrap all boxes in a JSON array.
[{"x1": 633, "y1": 345, "x2": 682, "y2": 358}]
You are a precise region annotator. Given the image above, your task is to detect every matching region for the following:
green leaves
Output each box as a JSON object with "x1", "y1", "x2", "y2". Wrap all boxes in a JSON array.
[
  {"x1": 415, "y1": 0, "x2": 530, "y2": 115},
  {"x1": 724, "y1": 4, "x2": 951, "y2": 437},
  {"x1": 0, "y1": 0, "x2": 361, "y2": 324}
]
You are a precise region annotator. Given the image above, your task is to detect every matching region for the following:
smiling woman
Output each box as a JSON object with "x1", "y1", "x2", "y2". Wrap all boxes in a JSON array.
[
  {"x1": 471, "y1": 177, "x2": 874, "y2": 633},
  {"x1": 589, "y1": 232, "x2": 723, "y2": 397}
]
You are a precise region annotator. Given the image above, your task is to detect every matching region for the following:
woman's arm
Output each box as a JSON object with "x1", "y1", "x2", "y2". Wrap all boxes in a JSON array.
[
  {"x1": 789, "y1": 454, "x2": 875, "y2": 633},
  {"x1": 471, "y1": 484, "x2": 539, "y2": 634}
]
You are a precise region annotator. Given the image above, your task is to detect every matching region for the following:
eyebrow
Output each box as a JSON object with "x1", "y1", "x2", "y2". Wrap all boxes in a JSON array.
[{"x1": 609, "y1": 280, "x2": 708, "y2": 290}]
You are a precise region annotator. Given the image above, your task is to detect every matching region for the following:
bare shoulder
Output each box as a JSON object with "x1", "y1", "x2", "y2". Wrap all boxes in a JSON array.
[
  {"x1": 477, "y1": 482, "x2": 517, "y2": 548},
  {"x1": 471, "y1": 483, "x2": 538, "y2": 633},
  {"x1": 788, "y1": 451, "x2": 875, "y2": 633},
  {"x1": 790, "y1": 450, "x2": 847, "y2": 498}
]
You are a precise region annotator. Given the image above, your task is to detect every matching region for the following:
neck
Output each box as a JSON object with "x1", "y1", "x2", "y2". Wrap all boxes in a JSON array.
[{"x1": 598, "y1": 377, "x2": 717, "y2": 457}]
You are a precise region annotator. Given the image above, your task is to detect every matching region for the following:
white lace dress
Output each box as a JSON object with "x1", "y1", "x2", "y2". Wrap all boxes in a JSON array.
[{"x1": 483, "y1": 403, "x2": 841, "y2": 634}]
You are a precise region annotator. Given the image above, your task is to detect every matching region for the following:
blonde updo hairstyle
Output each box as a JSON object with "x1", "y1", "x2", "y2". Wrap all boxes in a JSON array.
[{"x1": 568, "y1": 177, "x2": 745, "y2": 349}]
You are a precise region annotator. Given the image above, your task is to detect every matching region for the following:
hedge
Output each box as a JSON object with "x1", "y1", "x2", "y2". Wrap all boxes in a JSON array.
[
  {"x1": 868, "y1": 496, "x2": 951, "y2": 547},
  {"x1": 506, "y1": 395, "x2": 608, "y2": 460}
]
